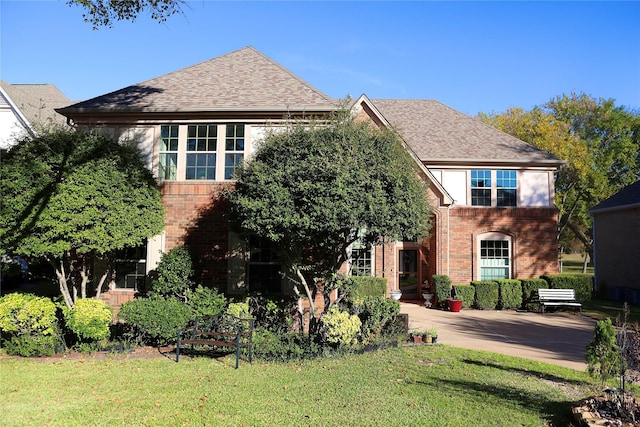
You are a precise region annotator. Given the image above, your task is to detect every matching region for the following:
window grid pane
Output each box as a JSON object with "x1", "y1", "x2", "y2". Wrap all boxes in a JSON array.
[
  {"x1": 225, "y1": 124, "x2": 245, "y2": 151},
  {"x1": 225, "y1": 153, "x2": 243, "y2": 179},
  {"x1": 351, "y1": 248, "x2": 372, "y2": 276},
  {"x1": 159, "y1": 125, "x2": 179, "y2": 180},
  {"x1": 480, "y1": 240, "x2": 510, "y2": 280},
  {"x1": 497, "y1": 170, "x2": 517, "y2": 207},
  {"x1": 186, "y1": 125, "x2": 217, "y2": 180},
  {"x1": 471, "y1": 170, "x2": 492, "y2": 206}
]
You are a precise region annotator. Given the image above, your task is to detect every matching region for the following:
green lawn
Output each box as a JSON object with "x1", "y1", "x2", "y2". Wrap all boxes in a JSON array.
[
  {"x1": 1, "y1": 345, "x2": 599, "y2": 427},
  {"x1": 559, "y1": 252, "x2": 594, "y2": 275}
]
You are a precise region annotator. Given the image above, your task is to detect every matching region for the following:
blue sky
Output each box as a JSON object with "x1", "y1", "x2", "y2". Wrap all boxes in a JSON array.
[{"x1": 1, "y1": 1, "x2": 638, "y2": 116}]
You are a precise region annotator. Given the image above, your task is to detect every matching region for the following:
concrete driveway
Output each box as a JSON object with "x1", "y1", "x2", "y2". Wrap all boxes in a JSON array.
[{"x1": 400, "y1": 301, "x2": 596, "y2": 371}]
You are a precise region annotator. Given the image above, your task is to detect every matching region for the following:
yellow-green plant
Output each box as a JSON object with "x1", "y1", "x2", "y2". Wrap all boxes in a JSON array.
[
  {"x1": 321, "y1": 307, "x2": 361, "y2": 347},
  {"x1": 64, "y1": 298, "x2": 113, "y2": 341},
  {"x1": 0, "y1": 293, "x2": 59, "y2": 356}
]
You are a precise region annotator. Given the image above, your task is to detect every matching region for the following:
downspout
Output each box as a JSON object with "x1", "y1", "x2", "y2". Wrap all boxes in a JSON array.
[{"x1": 447, "y1": 204, "x2": 452, "y2": 277}]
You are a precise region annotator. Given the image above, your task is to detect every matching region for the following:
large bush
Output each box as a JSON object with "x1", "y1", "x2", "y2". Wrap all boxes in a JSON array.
[
  {"x1": 0, "y1": 293, "x2": 60, "y2": 356},
  {"x1": 471, "y1": 281, "x2": 500, "y2": 310},
  {"x1": 433, "y1": 275, "x2": 452, "y2": 308},
  {"x1": 348, "y1": 296, "x2": 400, "y2": 339},
  {"x1": 321, "y1": 307, "x2": 361, "y2": 347},
  {"x1": 149, "y1": 245, "x2": 194, "y2": 300},
  {"x1": 187, "y1": 285, "x2": 227, "y2": 319},
  {"x1": 497, "y1": 279, "x2": 522, "y2": 310},
  {"x1": 118, "y1": 296, "x2": 191, "y2": 345},
  {"x1": 64, "y1": 298, "x2": 113, "y2": 342},
  {"x1": 452, "y1": 284, "x2": 475, "y2": 309},
  {"x1": 349, "y1": 277, "x2": 387, "y2": 299}
]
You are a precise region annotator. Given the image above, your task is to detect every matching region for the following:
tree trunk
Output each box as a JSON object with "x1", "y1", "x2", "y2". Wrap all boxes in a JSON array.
[{"x1": 54, "y1": 260, "x2": 74, "y2": 309}]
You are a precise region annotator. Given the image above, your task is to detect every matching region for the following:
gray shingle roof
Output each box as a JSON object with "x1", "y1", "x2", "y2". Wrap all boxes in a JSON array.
[
  {"x1": 590, "y1": 180, "x2": 640, "y2": 213},
  {"x1": 0, "y1": 81, "x2": 70, "y2": 127},
  {"x1": 370, "y1": 99, "x2": 562, "y2": 165},
  {"x1": 58, "y1": 47, "x2": 335, "y2": 114}
]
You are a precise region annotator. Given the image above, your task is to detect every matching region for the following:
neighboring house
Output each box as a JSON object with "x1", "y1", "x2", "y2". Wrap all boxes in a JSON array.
[
  {"x1": 589, "y1": 180, "x2": 640, "y2": 301},
  {"x1": 0, "y1": 81, "x2": 71, "y2": 149},
  {"x1": 56, "y1": 46, "x2": 563, "y2": 307}
]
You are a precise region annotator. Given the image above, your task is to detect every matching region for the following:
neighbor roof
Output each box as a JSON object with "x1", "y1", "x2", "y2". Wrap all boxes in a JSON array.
[
  {"x1": 590, "y1": 180, "x2": 640, "y2": 214},
  {"x1": 0, "y1": 81, "x2": 70, "y2": 127},
  {"x1": 57, "y1": 47, "x2": 336, "y2": 115},
  {"x1": 370, "y1": 99, "x2": 563, "y2": 166}
]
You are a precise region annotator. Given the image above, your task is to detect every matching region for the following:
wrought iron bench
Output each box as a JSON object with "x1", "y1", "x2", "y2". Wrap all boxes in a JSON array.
[
  {"x1": 176, "y1": 314, "x2": 254, "y2": 368},
  {"x1": 537, "y1": 289, "x2": 582, "y2": 314}
]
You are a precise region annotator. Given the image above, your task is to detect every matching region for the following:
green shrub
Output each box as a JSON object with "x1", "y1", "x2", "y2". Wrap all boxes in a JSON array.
[
  {"x1": 249, "y1": 295, "x2": 295, "y2": 333},
  {"x1": 452, "y1": 284, "x2": 475, "y2": 308},
  {"x1": 349, "y1": 296, "x2": 400, "y2": 339},
  {"x1": 497, "y1": 279, "x2": 522, "y2": 310},
  {"x1": 321, "y1": 307, "x2": 361, "y2": 347},
  {"x1": 226, "y1": 301, "x2": 251, "y2": 319},
  {"x1": 252, "y1": 328, "x2": 321, "y2": 362},
  {"x1": 64, "y1": 298, "x2": 113, "y2": 342},
  {"x1": 471, "y1": 281, "x2": 499, "y2": 310},
  {"x1": 187, "y1": 285, "x2": 227, "y2": 318},
  {"x1": 349, "y1": 277, "x2": 387, "y2": 299},
  {"x1": 586, "y1": 318, "x2": 621, "y2": 386},
  {"x1": 541, "y1": 274, "x2": 593, "y2": 302},
  {"x1": 149, "y1": 246, "x2": 194, "y2": 300},
  {"x1": 118, "y1": 296, "x2": 191, "y2": 345},
  {"x1": 433, "y1": 275, "x2": 452, "y2": 308},
  {"x1": 520, "y1": 278, "x2": 548, "y2": 311},
  {"x1": 0, "y1": 293, "x2": 60, "y2": 356}
]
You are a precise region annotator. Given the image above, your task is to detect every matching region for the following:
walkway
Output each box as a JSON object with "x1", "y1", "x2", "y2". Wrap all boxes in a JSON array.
[{"x1": 399, "y1": 301, "x2": 596, "y2": 371}]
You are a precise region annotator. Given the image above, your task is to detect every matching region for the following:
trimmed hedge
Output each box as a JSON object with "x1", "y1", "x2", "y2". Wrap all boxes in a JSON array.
[
  {"x1": 541, "y1": 274, "x2": 593, "y2": 303},
  {"x1": 520, "y1": 278, "x2": 548, "y2": 311},
  {"x1": 471, "y1": 281, "x2": 500, "y2": 310},
  {"x1": 452, "y1": 284, "x2": 475, "y2": 309},
  {"x1": 350, "y1": 277, "x2": 387, "y2": 299},
  {"x1": 497, "y1": 279, "x2": 522, "y2": 310},
  {"x1": 433, "y1": 275, "x2": 452, "y2": 308}
]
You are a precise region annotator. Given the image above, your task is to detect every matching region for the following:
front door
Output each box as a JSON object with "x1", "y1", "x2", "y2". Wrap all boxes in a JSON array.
[{"x1": 398, "y1": 249, "x2": 419, "y2": 299}]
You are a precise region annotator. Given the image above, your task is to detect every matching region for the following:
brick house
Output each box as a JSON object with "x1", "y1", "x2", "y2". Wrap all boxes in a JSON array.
[
  {"x1": 56, "y1": 47, "x2": 562, "y2": 306},
  {"x1": 589, "y1": 180, "x2": 640, "y2": 300}
]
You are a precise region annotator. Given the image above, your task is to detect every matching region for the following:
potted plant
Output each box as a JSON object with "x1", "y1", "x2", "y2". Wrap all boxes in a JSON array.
[
  {"x1": 422, "y1": 326, "x2": 438, "y2": 344},
  {"x1": 390, "y1": 289, "x2": 402, "y2": 301},
  {"x1": 447, "y1": 296, "x2": 463, "y2": 312},
  {"x1": 410, "y1": 330, "x2": 422, "y2": 343}
]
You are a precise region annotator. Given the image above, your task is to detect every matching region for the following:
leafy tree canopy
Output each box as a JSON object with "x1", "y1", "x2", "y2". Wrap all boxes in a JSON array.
[
  {"x1": 229, "y1": 109, "x2": 433, "y2": 331},
  {"x1": 0, "y1": 128, "x2": 165, "y2": 308},
  {"x1": 68, "y1": 0, "x2": 184, "y2": 28},
  {"x1": 480, "y1": 92, "x2": 639, "y2": 257}
]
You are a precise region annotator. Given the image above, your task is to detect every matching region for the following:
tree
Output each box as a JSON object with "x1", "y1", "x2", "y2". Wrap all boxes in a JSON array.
[
  {"x1": 67, "y1": 0, "x2": 185, "y2": 28},
  {"x1": 479, "y1": 93, "x2": 640, "y2": 262},
  {"x1": 229, "y1": 110, "x2": 433, "y2": 333},
  {"x1": 0, "y1": 128, "x2": 165, "y2": 309}
]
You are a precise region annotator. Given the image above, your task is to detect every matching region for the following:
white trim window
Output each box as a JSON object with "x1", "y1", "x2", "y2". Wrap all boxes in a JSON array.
[
  {"x1": 156, "y1": 123, "x2": 246, "y2": 181},
  {"x1": 470, "y1": 170, "x2": 518, "y2": 207},
  {"x1": 479, "y1": 236, "x2": 511, "y2": 280}
]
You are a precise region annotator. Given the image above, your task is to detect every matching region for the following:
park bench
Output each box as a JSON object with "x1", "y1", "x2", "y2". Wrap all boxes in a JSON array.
[
  {"x1": 176, "y1": 314, "x2": 254, "y2": 368},
  {"x1": 537, "y1": 288, "x2": 582, "y2": 314}
]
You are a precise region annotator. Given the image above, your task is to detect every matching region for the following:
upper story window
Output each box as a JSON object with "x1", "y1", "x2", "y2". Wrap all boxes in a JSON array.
[
  {"x1": 471, "y1": 170, "x2": 517, "y2": 207},
  {"x1": 225, "y1": 124, "x2": 245, "y2": 179},
  {"x1": 159, "y1": 125, "x2": 179, "y2": 180},
  {"x1": 496, "y1": 170, "x2": 517, "y2": 207},
  {"x1": 157, "y1": 124, "x2": 246, "y2": 181},
  {"x1": 471, "y1": 170, "x2": 492, "y2": 206},
  {"x1": 186, "y1": 125, "x2": 217, "y2": 180}
]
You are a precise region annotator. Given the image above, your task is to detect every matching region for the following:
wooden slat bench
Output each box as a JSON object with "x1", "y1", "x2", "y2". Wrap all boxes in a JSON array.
[
  {"x1": 176, "y1": 314, "x2": 254, "y2": 368},
  {"x1": 537, "y1": 288, "x2": 582, "y2": 314}
]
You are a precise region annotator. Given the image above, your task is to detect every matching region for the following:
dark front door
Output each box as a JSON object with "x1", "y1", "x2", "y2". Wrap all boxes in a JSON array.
[{"x1": 398, "y1": 249, "x2": 419, "y2": 299}]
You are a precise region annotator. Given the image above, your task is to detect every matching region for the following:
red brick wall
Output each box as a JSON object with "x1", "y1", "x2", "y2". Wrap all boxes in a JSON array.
[
  {"x1": 446, "y1": 207, "x2": 559, "y2": 283},
  {"x1": 160, "y1": 182, "x2": 233, "y2": 289}
]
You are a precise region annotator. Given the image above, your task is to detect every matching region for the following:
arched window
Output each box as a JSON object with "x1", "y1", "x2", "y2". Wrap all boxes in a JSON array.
[{"x1": 477, "y1": 232, "x2": 512, "y2": 280}]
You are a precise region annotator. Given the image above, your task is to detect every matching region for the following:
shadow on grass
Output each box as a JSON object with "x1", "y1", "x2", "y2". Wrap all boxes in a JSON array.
[{"x1": 418, "y1": 375, "x2": 578, "y2": 426}]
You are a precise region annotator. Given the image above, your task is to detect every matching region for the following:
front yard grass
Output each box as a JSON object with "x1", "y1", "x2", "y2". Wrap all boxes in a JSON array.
[{"x1": 1, "y1": 345, "x2": 599, "y2": 426}]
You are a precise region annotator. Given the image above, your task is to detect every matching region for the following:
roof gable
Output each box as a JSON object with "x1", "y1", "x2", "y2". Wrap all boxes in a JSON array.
[
  {"x1": 370, "y1": 99, "x2": 562, "y2": 166},
  {"x1": 58, "y1": 47, "x2": 335, "y2": 114},
  {"x1": 0, "y1": 81, "x2": 70, "y2": 127},
  {"x1": 590, "y1": 180, "x2": 640, "y2": 214}
]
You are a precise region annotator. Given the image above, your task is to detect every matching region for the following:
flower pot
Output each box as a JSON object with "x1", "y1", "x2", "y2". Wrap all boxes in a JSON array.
[
  {"x1": 422, "y1": 292, "x2": 435, "y2": 308},
  {"x1": 390, "y1": 290, "x2": 402, "y2": 301},
  {"x1": 411, "y1": 334, "x2": 422, "y2": 344},
  {"x1": 447, "y1": 298, "x2": 462, "y2": 312},
  {"x1": 423, "y1": 334, "x2": 433, "y2": 344}
]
